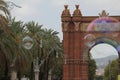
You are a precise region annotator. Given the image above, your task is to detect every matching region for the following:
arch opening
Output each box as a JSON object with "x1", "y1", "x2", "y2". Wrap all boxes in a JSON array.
[
  {"x1": 90, "y1": 43, "x2": 118, "y2": 59},
  {"x1": 89, "y1": 43, "x2": 119, "y2": 79}
]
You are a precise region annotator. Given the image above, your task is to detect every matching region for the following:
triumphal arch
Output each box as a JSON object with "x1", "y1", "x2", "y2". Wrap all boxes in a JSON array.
[{"x1": 61, "y1": 5, "x2": 120, "y2": 80}]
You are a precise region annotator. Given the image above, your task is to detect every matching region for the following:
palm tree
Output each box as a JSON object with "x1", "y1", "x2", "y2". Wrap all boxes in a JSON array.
[
  {"x1": 25, "y1": 21, "x2": 43, "y2": 80},
  {"x1": 41, "y1": 29, "x2": 63, "y2": 80},
  {"x1": 0, "y1": 17, "x2": 63, "y2": 80},
  {"x1": 0, "y1": 18, "x2": 32, "y2": 80},
  {"x1": 8, "y1": 18, "x2": 34, "y2": 80},
  {"x1": 25, "y1": 21, "x2": 63, "y2": 80},
  {"x1": 0, "y1": 0, "x2": 10, "y2": 33},
  {"x1": 0, "y1": 0, "x2": 10, "y2": 17}
]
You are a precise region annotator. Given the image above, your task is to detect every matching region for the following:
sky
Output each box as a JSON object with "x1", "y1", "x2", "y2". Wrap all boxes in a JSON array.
[
  {"x1": 6, "y1": 0, "x2": 120, "y2": 58},
  {"x1": 90, "y1": 43, "x2": 118, "y2": 59},
  {"x1": 7, "y1": 0, "x2": 120, "y2": 40}
]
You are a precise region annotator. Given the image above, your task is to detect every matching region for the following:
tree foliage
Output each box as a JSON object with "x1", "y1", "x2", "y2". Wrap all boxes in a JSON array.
[
  {"x1": 88, "y1": 54, "x2": 97, "y2": 80},
  {"x1": 0, "y1": 0, "x2": 10, "y2": 18},
  {"x1": 104, "y1": 59, "x2": 118, "y2": 80},
  {"x1": 0, "y1": 19, "x2": 63, "y2": 80},
  {"x1": 0, "y1": 1, "x2": 63, "y2": 79},
  {"x1": 25, "y1": 21, "x2": 63, "y2": 80}
]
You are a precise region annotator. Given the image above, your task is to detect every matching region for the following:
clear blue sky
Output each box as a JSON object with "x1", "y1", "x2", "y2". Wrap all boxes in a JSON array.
[{"x1": 7, "y1": 0, "x2": 120, "y2": 58}]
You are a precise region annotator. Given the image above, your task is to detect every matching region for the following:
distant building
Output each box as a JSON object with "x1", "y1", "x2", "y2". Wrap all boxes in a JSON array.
[{"x1": 96, "y1": 68, "x2": 104, "y2": 76}]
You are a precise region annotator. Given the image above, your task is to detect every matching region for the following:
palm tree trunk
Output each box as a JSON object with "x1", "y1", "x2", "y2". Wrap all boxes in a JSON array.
[
  {"x1": 0, "y1": 49, "x2": 9, "y2": 80},
  {"x1": 30, "y1": 62, "x2": 34, "y2": 80},
  {"x1": 4, "y1": 60, "x2": 9, "y2": 80},
  {"x1": 48, "y1": 70, "x2": 52, "y2": 80},
  {"x1": 44, "y1": 60, "x2": 49, "y2": 80},
  {"x1": 34, "y1": 70, "x2": 39, "y2": 80},
  {"x1": 10, "y1": 61, "x2": 17, "y2": 80},
  {"x1": 34, "y1": 58, "x2": 40, "y2": 80},
  {"x1": 10, "y1": 70, "x2": 17, "y2": 80}
]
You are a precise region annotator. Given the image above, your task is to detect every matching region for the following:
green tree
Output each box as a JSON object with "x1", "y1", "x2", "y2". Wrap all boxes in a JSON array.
[
  {"x1": 0, "y1": 19, "x2": 63, "y2": 80},
  {"x1": 25, "y1": 21, "x2": 63, "y2": 80},
  {"x1": 0, "y1": 1, "x2": 10, "y2": 75},
  {"x1": 104, "y1": 59, "x2": 118, "y2": 80},
  {"x1": 88, "y1": 54, "x2": 97, "y2": 80},
  {"x1": 0, "y1": 0, "x2": 10, "y2": 33},
  {"x1": 0, "y1": 18, "x2": 31, "y2": 80},
  {"x1": 0, "y1": 0, "x2": 10, "y2": 35},
  {"x1": 41, "y1": 29, "x2": 63, "y2": 80},
  {"x1": 0, "y1": 0, "x2": 10, "y2": 17}
]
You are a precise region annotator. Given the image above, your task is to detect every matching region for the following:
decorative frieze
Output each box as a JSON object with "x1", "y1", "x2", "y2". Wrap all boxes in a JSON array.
[
  {"x1": 64, "y1": 59, "x2": 88, "y2": 65},
  {"x1": 74, "y1": 22, "x2": 80, "y2": 31},
  {"x1": 99, "y1": 10, "x2": 109, "y2": 17}
]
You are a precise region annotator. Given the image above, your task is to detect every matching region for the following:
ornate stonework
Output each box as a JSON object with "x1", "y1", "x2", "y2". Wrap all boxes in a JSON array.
[
  {"x1": 74, "y1": 22, "x2": 80, "y2": 31},
  {"x1": 62, "y1": 22, "x2": 69, "y2": 31},
  {"x1": 72, "y1": 5, "x2": 82, "y2": 22},
  {"x1": 61, "y1": 5, "x2": 71, "y2": 22},
  {"x1": 73, "y1": 5, "x2": 82, "y2": 17},
  {"x1": 99, "y1": 10, "x2": 109, "y2": 17}
]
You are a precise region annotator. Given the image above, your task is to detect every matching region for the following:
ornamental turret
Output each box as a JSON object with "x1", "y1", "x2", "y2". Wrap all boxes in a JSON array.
[
  {"x1": 72, "y1": 5, "x2": 82, "y2": 22},
  {"x1": 61, "y1": 5, "x2": 71, "y2": 22}
]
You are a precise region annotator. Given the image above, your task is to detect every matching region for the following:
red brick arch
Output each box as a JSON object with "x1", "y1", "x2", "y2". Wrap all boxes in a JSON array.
[{"x1": 61, "y1": 5, "x2": 120, "y2": 80}]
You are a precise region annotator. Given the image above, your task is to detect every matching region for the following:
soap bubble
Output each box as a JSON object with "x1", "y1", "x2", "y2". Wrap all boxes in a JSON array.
[{"x1": 84, "y1": 34, "x2": 95, "y2": 47}]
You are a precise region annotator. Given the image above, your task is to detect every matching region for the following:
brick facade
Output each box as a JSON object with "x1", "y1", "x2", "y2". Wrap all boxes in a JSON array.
[{"x1": 61, "y1": 5, "x2": 120, "y2": 80}]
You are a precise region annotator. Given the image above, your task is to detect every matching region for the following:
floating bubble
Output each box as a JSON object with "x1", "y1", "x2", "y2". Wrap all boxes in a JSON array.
[
  {"x1": 84, "y1": 34, "x2": 96, "y2": 47},
  {"x1": 22, "y1": 36, "x2": 34, "y2": 50},
  {"x1": 85, "y1": 42, "x2": 95, "y2": 47},
  {"x1": 87, "y1": 17, "x2": 119, "y2": 32},
  {"x1": 84, "y1": 34, "x2": 95, "y2": 40}
]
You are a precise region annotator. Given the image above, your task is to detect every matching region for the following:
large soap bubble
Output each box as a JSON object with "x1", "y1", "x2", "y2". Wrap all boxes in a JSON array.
[{"x1": 87, "y1": 17, "x2": 119, "y2": 32}]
